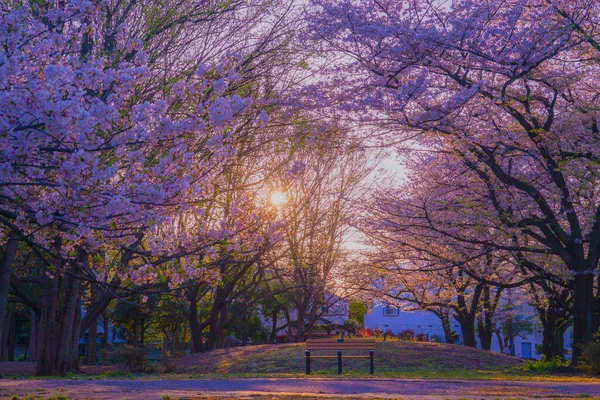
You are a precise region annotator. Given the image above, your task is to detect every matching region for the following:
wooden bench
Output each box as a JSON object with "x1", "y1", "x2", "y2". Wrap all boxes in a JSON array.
[{"x1": 304, "y1": 339, "x2": 376, "y2": 374}]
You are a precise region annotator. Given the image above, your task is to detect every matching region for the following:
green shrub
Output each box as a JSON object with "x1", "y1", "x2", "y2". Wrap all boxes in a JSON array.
[
  {"x1": 535, "y1": 343, "x2": 544, "y2": 355},
  {"x1": 348, "y1": 300, "x2": 367, "y2": 326},
  {"x1": 343, "y1": 319, "x2": 359, "y2": 335},
  {"x1": 116, "y1": 345, "x2": 153, "y2": 373},
  {"x1": 579, "y1": 342, "x2": 600, "y2": 375},
  {"x1": 520, "y1": 356, "x2": 569, "y2": 373}
]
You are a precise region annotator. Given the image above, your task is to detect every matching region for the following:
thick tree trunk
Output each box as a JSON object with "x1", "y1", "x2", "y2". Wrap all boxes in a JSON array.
[
  {"x1": 441, "y1": 314, "x2": 455, "y2": 344},
  {"x1": 540, "y1": 303, "x2": 569, "y2": 361},
  {"x1": 85, "y1": 316, "x2": 97, "y2": 365},
  {"x1": 454, "y1": 281, "x2": 482, "y2": 348},
  {"x1": 216, "y1": 306, "x2": 227, "y2": 349},
  {"x1": 572, "y1": 274, "x2": 596, "y2": 365},
  {"x1": 57, "y1": 272, "x2": 81, "y2": 375},
  {"x1": 37, "y1": 248, "x2": 85, "y2": 376},
  {"x1": 296, "y1": 303, "x2": 307, "y2": 342},
  {"x1": 84, "y1": 284, "x2": 98, "y2": 365},
  {"x1": 204, "y1": 300, "x2": 221, "y2": 351},
  {"x1": 37, "y1": 272, "x2": 60, "y2": 375},
  {"x1": 477, "y1": 317, "x2": 493, "y2": 350},
  {"x1": 187, "y1": 286, "x2": 204, "y2": 353},
  {"x1": 0, "y1": 232, "x2": 19, "y2": 335},
  {"x1": 306, "y1": 302, "x2": 319, "y2": 339},
  {"x1": 7, "y1": 312, "x2": 16, "y2": 361},
  {"x1": 477, "y1": 286, "x2": 501, "y2": 351},
  {"x1": 455, "y1": 314, "x2": 477, "y2": 347},
  {"x1": 434, "y1": 308, "x2": 455, "y2": 344},
  {"x1": 0, "y1": 310, "x2": 8, "y2": 360},
  {"x1": 72, "y1": 300, "x2": 81, "y2": 372},
  {"x1": 28, "y1": 309, "x2": 40, "y2": 361}
]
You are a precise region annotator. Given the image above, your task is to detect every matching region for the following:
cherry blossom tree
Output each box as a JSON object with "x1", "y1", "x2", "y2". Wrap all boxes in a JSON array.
[
  {"x1": 309, "y1": 0, "x2": 600, "y2": 363},
  {"x1": 0, "y1": 0, "x2": 297, "y2": 374}
]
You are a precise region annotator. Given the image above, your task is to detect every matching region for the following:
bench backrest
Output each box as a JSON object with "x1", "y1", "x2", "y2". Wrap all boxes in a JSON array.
[{"x1": 306, "y1": 339, "x2": 376, "y2": 351}]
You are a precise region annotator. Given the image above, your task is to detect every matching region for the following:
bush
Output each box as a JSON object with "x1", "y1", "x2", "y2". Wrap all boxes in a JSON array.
[
  {"x1": 430, "y1": 334, "x2": 443, "y2": 343},
  {"x1": 343, "y1": 319, "x2": 359, "y2": 335},
  {"x1": 355, "y1": 328, "x2": 373, "y2": 338},
  {"x1": 383, "y1": 329, "x2": 396, "y2": 340},
  {"x1": 117, "y1": 345, "x2": 153, "y2": 373},
  {"x1": 372, "y1": 328, "x2": 383, "y2": 338},
  {"x1": 348, "y1": 300, "x2": 367, "y2": 326},
  {"x1": 415, "y1": 333, "x2": 428, "y2": 342},
  {"x1": 521, "y1": 356, "x2": 569, "y2": 373},
  {"x1": 535, "y1": 343, "x2": 544, "y2": 355},
  {"x1": 579, "y1": 342, "x2": 600, "y2": 375},
  {"x1": 160, "y1": 354, "x2": 178, "y2": 373},
  {"x1": 399, "y1": 329, "x2": 414, "y2": 341}
]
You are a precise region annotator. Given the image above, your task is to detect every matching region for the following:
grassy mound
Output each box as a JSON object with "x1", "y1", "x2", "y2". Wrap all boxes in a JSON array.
[{"x1": 177, "y1": 340, "x2": 525, "y2": 378}]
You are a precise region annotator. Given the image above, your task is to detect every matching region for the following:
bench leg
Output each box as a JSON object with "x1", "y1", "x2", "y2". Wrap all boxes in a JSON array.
[
  {"x1": 337, "y1": 350, "x2": 342, "y2": 374},
  {"x1": 305, "y1": 350, "x2": 311, "y2": 374},
  {"x1": 369, "y1": 350, "x2": 374, "y2": 374}
]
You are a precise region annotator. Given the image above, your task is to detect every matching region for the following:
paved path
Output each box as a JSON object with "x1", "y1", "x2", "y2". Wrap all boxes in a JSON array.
[{"x1": 1, "y1": 378, "x2": 600, "y2": 399}]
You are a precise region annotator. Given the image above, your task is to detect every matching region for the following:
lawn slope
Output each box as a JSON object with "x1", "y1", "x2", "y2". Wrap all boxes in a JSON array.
[{"x1": 177, "y1": 341, "x2": 526, "y2": 378}]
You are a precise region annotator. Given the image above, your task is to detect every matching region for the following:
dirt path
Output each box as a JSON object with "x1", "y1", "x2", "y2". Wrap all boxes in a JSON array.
[{"x1": 1, "y1": 378, "x2": 600, "y2": 399}]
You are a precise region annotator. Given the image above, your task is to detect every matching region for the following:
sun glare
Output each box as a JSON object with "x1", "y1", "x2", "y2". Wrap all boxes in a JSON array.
[{"x1": 270, "y1": 191, "x2": 286, "y2": 206}]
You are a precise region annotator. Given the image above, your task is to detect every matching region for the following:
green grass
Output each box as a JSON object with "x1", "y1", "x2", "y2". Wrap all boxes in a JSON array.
[
  {"x1": 3, "y1": 340, "x2": 599, "y2": 382},
  {"x1": 171, "y1": 340, "x2": 598, "y2": 382}
]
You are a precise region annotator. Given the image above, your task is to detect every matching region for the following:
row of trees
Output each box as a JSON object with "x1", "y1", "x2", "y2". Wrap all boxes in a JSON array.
[
  {"x1": 0, "y1": 0, "x2": 373, "y2": 375},
  {"x1": 3, "y1": 0, "x2": 600, "y2": 375},
  {"x1": 310, "y1": 0, "x2": 600, "y2": 364}
]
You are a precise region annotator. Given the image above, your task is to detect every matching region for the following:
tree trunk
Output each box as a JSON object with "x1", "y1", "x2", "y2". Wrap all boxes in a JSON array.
[
  {"x1": 140, "y1": 316, "x2": 146, "y2": 347},
  {"x1": 37, "y1": 248, "x2": 85, "y2": 376},
  {"x1": 0, "y1": 232, "x2": 19, "y2": 336},
  {"x1": 57, "y1": 272, "x2": 81, "y2": 375},
  {"x1": 437, "y1": 309, "x2": 454, "y2": 344},
  {"x1": 216, "y1": 306, "x2": 227, "y2": 349},
  {"x1": 162, "y1": 335, "x2": 170, "y2": 359},
  {"x1": 71, "y1": 300, "x2": 81, "y2": 372},
  {"x1": 187, "y1": 286, "x2": 204, "y2": 353},
  {"x1": 37, "y1": 272, "x2": 60, "y2": 376},
  {"x1": 7, "y1": 312, "x2": 16, "y2": 361},
  {"x1": 271, "y1": 310, "x2": 278, "y2": 343},
  {"x1": 101, "y1": 311, "x2": 109, "y2": 363},
  {"x1": 85, "y1": 316, "x2": 97, "y2": 365},
  {"x1": 495, "y1": 329, "x2": 505, "y2": 354},
  {"x1": 172, "y1": 328, "x2": 181, "y2": 355},
  {"x1": 296, "y1": 304, "x2": 306, "y2": 342},
  {"x1": 455, "y1": 313, "x2": 477, "y2": 347},
  {"x1": 1, "y1": 310, "x2": 8, "y2": 360},
  {"x1": 27, "y1": 309, "x2": 40, "y2": 361},
  {"x1": 541, "y1": 304, "x2": 569, "y2": 361},
  {"x1": 180, "y1": 328, "x2": 187, "y2": 354},
  {"x1": 572, "y1": 273, "x2": 596, "y2": 365},
  {"x1": 477, "y1": 316, "x2": 493, "y2": 350},
  {"x1": 84, "y1": 283, "x2": 98, "y2": 365}
]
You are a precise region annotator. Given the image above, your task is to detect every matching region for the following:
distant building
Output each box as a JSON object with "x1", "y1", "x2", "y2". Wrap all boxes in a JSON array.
[{"x1": 364, "y1": 302, "x2": 572, "y2": 360}]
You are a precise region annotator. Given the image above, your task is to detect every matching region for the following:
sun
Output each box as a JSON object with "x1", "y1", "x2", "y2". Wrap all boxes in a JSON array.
[{"x1": 270, "y1": 191, "x2": 286, "y2": 206}]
